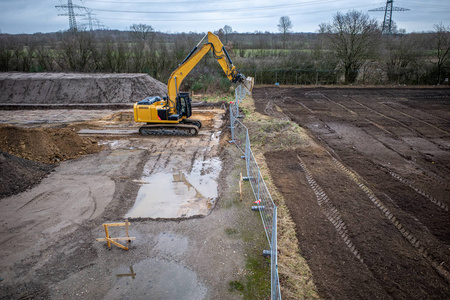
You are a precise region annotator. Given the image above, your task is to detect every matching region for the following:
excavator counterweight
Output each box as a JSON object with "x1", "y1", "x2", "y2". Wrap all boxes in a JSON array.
[{"x1": 134, "y1": 31, "x2": 253, "y2": 136}]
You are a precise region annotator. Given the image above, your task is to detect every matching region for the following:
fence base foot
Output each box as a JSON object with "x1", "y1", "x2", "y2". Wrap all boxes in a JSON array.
[
  {"x1": 251, "y1": 205, "x2": 265, "y2": 211},
  {"x1": 262, "y1": 250, "x2": 272, "y2": 258},
  {"x1": 228, "y1": 140, "x2": 234, "y2": 144}
]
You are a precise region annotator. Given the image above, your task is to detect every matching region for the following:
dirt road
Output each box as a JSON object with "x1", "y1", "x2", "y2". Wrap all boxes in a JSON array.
[
  {"x1": 0, "y1": 108, "x2": 269, "y2": 299},
  {"x1": 254, "y1": 87, "x2": 450, "y2": 299}
]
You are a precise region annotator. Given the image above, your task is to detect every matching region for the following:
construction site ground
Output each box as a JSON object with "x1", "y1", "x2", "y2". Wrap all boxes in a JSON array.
[
  {"x1": 252, "y1": 86, "x2": 450, "y2": 299},
  {"x1": 0, "y1": 107, "x2": 270, "y2": 299}
]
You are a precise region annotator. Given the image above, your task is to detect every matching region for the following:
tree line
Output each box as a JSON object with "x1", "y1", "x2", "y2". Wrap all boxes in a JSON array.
[{"x1": 0, "y1": 11, "x2": 449, "y2": 90}]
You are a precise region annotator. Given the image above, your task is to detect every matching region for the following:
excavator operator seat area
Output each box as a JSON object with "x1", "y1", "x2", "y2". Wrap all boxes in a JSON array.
[{"x1": 177, "y1": 92, "x2": 192, "y2": 118}]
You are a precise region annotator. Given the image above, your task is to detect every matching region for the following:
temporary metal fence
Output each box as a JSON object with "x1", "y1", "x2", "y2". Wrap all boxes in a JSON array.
[{"x1": 229, "y1": 85, "x2": 281, "y2": 300}]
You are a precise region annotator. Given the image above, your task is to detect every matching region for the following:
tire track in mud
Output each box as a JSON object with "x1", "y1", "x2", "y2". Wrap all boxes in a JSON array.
[
  {"x1": 293, "y1": 92, "x2": 450, "y2": 197},
  {"x1": 16, "y1": 191, "x2": 53, "y2": 211},
  {"x1": 296, "y1": 154, "x2": 364, "y2": 263},
  {"x1": 381, "y1": 167, "x2": 449, "y2": 211},
  {"x1": 331, "y1": 156, "x2": 450, "y2": 283},
  {"x1": 312, "y1": 92, "x2": 450, "y2": 177},
  {"x1": 349, "y1": 97, "x2": 447, "y2": 144},
  {"x1": 146, "y1": 138, "x2": 172, "y2": 175},
  {"x1": 379, "y1": 102, "x2": 450, "y2": 135}
]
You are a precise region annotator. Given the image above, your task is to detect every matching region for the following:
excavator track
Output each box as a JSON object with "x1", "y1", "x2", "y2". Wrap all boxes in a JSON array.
[
  {"x1": 182, "y1": 119, "x2": 202, "y2": 129},
  {"x1": 139, "y1": 124, "x2": 199, "y2": 136}
]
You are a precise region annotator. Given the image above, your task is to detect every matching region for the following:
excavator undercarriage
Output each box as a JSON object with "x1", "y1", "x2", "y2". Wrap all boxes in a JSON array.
[{"x1": 138, "y1": 119, "x2": 202, "y2": 136}]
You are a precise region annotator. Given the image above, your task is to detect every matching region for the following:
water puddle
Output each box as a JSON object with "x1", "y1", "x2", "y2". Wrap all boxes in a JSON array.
[
  {"x1": 106, "y1": 259, "x2": 207, "y2": 299},
  {"x1": 126, "y1": 158, "x2": 221, "y2": 219}
]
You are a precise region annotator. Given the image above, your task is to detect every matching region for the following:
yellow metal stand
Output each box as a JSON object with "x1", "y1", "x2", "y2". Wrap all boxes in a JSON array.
[{"x1": 96, "y1": 219, "x2": 135, "y2": 251}]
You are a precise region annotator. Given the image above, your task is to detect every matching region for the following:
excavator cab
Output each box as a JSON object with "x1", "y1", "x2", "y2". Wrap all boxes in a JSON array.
[{"x1": 177, "y1": 92, "x2": 192, "y2": 118}]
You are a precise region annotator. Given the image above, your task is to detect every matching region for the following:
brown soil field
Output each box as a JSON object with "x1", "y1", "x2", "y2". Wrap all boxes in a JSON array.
[{"x1": 253, "y1": 87, "x2": 450, "y2": 299}]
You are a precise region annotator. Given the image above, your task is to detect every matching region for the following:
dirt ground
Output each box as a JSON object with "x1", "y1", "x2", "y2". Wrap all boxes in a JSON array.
[
  {"x1": 253, "y1": 86, "x2": 450, "y2": 299},
  {"x1": 0, "y1": 107, "x2": 270, "y2": 299}
]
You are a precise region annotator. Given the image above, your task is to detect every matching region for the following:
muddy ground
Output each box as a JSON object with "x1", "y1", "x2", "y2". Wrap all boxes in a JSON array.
[
  {"x1": 253, "y1": 86, "x2": 450, "y2": 299},
  {"x1": 0, "y1": 108, "x2": 270, "y2": 299}
]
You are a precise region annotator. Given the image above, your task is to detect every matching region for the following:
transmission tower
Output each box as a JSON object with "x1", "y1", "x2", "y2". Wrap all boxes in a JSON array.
[
  {"x1": 369, "y1": 0, "x2": 410, "y2": 34},
  {"x1": 55, "y1": 0, "x2": 87, "y2": 32},
  {"x1": 83, "y1": 9, "x2": 97, "y2": 31}
]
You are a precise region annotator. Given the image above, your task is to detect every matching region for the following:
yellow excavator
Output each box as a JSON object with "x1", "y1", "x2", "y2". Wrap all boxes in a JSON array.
[{"x1": 133, "y1": 31, "x2": 254, "y2": 136}]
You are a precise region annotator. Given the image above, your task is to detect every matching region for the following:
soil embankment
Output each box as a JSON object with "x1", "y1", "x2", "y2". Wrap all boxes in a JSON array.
[
  {"x1": 0, "y1": 73, "x2": 167, "y2": 104},
  {"x1": 0, "y1": 126, "x2": 102, "y2": 164}
]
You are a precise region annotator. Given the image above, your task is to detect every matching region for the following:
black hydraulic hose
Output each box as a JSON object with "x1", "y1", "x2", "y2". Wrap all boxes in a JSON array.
[
  {"x1": 222, "y1": 46, "x2": 233, "y2": 65},
  {"x1": 180, "y1": 46, "x2": 198, "y2": 66}
]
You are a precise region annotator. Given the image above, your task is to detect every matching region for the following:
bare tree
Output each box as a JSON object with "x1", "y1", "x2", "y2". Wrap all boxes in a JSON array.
[
  {"x1": 0, "y1": 36, "x2": 13, "y2": 71},
  {"x1": 223, "y1": 25, "x2": 232, "y2": 43},
  {"x1": 321, "y1": 10, "x2": 380, "y2": 84},
  {"x1": 130, "y1": 23, "x2": 154, "y2": 41},
  {"x1": 383, "y1": 34, "x2": 419, "y2": 84},
  {"x1": 432, "y1": 23, "x2": 450, "y2": 84},
  {"x1": 278, "y1": 16, "x2": 293, "y2": 49},
  {"x1": 56, "y1": 30, "x2": 97, "y2": 72}
]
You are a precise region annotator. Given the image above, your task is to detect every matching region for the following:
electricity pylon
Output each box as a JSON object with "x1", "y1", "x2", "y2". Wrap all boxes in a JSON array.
[
  {"x1": 83, "y1": 9, "x2": 97, "y2": 31},
  {"x1": 369, "y1": 0, "x2": 410, "y2": 34},
  {"x1": 55, "y1": 0, "x2": 86, "y2": 32}
]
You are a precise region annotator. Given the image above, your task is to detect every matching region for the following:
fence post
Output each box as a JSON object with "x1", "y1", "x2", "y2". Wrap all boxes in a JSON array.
[
  {"x1": 245, "y1": 129, "x2": 250, "y2": 176},
  {"x1": 257, "y1": 170, "x2": 261, "y2": 200},
  {"x1": 229, "y1": 104, "x2": 235, "y2": 143}
]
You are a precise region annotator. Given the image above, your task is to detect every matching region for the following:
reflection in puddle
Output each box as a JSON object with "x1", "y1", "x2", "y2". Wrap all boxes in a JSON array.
[
  {"x1": 126, "y1": 157, "x2": 221, "y2": 219},
  {"x1": 116, "y1": 266, "x2": 136, "y2": 279},
  {"x1": 108, "y1": 259, "x2": 207, "y2": 300}
]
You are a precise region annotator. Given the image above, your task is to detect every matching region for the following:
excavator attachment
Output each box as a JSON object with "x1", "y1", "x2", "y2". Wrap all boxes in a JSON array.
[{"x1": 242, "y1": 76, "x2": 255, "y2": 94}]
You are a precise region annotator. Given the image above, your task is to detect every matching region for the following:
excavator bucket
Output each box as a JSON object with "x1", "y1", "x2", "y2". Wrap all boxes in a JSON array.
[{"x1": 242, "y1": 76, "x2": 255, "y2": 94}]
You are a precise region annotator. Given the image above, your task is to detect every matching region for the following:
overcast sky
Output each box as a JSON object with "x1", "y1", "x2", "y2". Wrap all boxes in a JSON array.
[{"x1": 0, "y1": 0, "x2": 449, "y2": 34}]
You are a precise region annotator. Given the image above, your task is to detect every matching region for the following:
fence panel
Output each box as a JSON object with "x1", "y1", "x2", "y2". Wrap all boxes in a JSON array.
[
  {"x1": 233, "y1": 119, "x2": 247, "y2": 155},
  {"x1": 230, "y1": 83, "x2": 281, "y2": 300}
]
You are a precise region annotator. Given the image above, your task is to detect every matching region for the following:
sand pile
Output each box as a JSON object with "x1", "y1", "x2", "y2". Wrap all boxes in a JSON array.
[
  {"x1": 0, "y1": 73, "x2": 167, "y2": 104},
  {"x1": 0, "y1": 125, "x2": 102, "y2": 164}
]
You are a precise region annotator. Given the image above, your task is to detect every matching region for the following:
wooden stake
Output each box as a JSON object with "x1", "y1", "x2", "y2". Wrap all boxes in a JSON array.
[
  {"x1": 239, "y1": 172, "x2": 243, "y2": 201},
  {"x1": 104, "y1": 224, "x2": 111, "y2": 248},
  {"x1": 125, "y1": 218, "x2": 129, "y2": 248}
]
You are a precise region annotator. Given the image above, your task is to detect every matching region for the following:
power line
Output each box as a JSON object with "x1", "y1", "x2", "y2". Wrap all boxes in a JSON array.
[
  {"x1": 88, "y1": 0, "x2": 341, "y2": 15},
  {"x1": 86, "y1": 0, "x2": 252, "y2": 4},
  {"x1": 97, "y1": 3, "x2": 372, "y2": 24}
]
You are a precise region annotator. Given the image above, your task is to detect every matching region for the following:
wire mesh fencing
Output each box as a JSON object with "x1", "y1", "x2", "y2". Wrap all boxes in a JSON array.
[{"x1": 229, "y1": 84, "x2": 281, "y2": 300}]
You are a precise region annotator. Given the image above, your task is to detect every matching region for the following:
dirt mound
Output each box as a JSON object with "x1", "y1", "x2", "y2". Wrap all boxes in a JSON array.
[
  {"x1": 0, "y1": 151, "x2": 54, "y2": 198},
  {"x1": 0, "y1": 73, "x2": 167, "y2": 104},
  {"x1": 0, "y1": 126, "x2": 102, "y2": 164}
]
